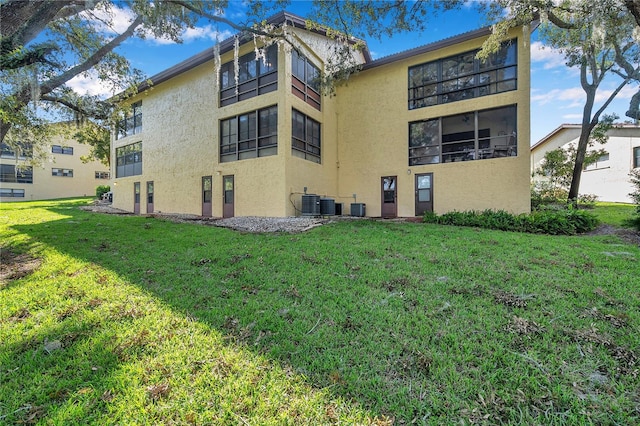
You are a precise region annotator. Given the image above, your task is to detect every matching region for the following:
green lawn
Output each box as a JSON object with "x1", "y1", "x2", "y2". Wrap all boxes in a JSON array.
[
  {"x1": 590, "y1": 202, "x2": 638, "y2": 228},
  {"x1": 1, "y1": 199, "x2": 639, "y2": 425}
]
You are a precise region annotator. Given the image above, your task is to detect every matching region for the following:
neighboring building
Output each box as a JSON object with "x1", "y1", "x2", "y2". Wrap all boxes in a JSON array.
[
  {"x1": 0, "y1": 126, "x2": 110, "y2": 201},
  {"x1": 531, "y1": 124, "x2": 640, "y2": 203},
  {"x1": 111, "y1": 12, "x2": 532, "y2": 218}
]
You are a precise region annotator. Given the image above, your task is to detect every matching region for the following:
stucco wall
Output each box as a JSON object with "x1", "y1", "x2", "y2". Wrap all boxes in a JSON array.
[
  {"x1": 334, "y1": 28, "x2": 532, "y2": 216},
  {"x1": 532, "y1": 127, "x2": 640, "y2": 203},
  {"x1": 1, "y1": 131, "x2": 110, "y2": 202},
  {"x1": 112, "y1": 42, "x2": 292, "y2": 216},
  {"x1": 111, "y1": 25, "x2": 532, "y2": 217}
]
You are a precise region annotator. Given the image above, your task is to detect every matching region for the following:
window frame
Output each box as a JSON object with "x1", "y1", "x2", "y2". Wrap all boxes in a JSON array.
[
  {"x1": 408, "y1": 40, "x2": 517, "y2": 110},
  {"x1": 115, "y1": 141, "x2": 143, "y2": 177},
  {"x1": 291, "y1": 109, "x2": 321, "y2": 163},
  {"x1": 52, "y1": 168, "x2": 74, "y2": 177},
  {"x1": 116, "y1": 101, "x2": 143, "y2": 140},
  {"x1": 219, "y1": 45, "x2": 278, "y2": 107},
  {"x1": 95, "y1": 171, "x2": 110, "y2": 179},
  {"x1": 634, "y1": 146, "x2": 640, "y2": 169},
  {"x1": 1, "y1": 142, "x2": 32, "y2": 159},
  {"x1": 0, "y1": 164, "x2": 33, "y2": 183},
  {"x1": 291, "y1": 50, "x2": 321, "y2": 110},
  {"x1": 409, "y1": 105, "x2": 517, "y2": 166},
  {"x1": 219, "y1": 105, "x2": 278, "y2": 163},
  {"x1": 0, "y1": 188, "x2": 25, "y2": 197}
]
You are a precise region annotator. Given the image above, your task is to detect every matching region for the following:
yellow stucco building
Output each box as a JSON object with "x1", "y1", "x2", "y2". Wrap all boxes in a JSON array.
[
  {"x1": 1, "y1": 125, "x2": 110, "y2": 201},
  {"x1": 111, "y1": 12, "x2": 531, "y2": 218}
]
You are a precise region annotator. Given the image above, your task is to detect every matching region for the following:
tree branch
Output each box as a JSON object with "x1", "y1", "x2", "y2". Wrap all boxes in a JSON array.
[
  {"x1": 39, "y1": 94, "x2": 111, "y2": 120},
  {"x1": 591, "y1": 77, "x2": 631, "y2": 125},
  {"x1": 39, "y1": 15, "x2": 144, "y2": 97}
]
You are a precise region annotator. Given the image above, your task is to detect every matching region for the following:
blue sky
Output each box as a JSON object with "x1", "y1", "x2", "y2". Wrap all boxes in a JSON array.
[{"x1": 69, "y1": 1, "x2": 638, "y2": 145}]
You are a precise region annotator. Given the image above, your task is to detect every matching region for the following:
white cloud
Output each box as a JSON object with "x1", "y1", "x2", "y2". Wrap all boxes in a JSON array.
[
  {"x1": 152, "y1": 25, "x2": 232, "y2": 45},
  {"x1": 532, "y1": 83, "x2": 637, "y2": 108},
  {"x1": 562, "y1": 113, "x2": 583, "y2": 121},
  {"x1": 83, "y1": 4, "x2": 136, "y2": 34},
  {"x1": 530, "y1": 41, "x2": 566, "y2": 70},
  {"x1": 67, "y1": 72, "x2": 114, "y2": 98}
]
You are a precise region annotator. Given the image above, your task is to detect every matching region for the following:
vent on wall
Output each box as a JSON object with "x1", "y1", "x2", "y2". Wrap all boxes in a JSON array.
[{"x1": 301, "y1": 194, "x2": 321, "y2": 216}]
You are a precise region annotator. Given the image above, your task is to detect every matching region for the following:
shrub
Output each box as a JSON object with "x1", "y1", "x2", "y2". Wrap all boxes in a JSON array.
[
  {"x1": 577, "y1": 193, "x2": 598, "y2": 209},
  {"x1": 423, "y1": 208, "x2": 599, "y2": 235},
  {"x1": 531, "y1": 181, "x2": 568, "y2": 210},
  {"x1": 630, "y1": 169, "x2": 640, "y2": 230},
  {"x1": 96, "y1": 185, "x2": 110, "y2": 199}
]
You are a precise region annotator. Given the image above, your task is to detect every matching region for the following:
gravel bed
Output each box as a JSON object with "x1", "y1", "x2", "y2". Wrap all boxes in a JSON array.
[
  {"x1": 213, "y1": 216, "x2": 328, "y2": 233},
  {"x1": 80, "y1": 203, "x2": 330, "y2": 233}
]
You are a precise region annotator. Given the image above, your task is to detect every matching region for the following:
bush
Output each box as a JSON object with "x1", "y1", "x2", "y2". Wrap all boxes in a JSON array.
[
  {"x1": 531, "y1": 181, "x2": 569, "y2": 210},
  {"x1": 630, "y1": 169, "x2": 640, "y2": 230},
  {"x1": 96, "y1": 185, "x2": 110, "y2": 199},
  {"x1": 423, "y1": 208, "x2": 599, "y2": 235},
  {"x1": 577, "y1": 193, "x2": 598, "y2": 209}
]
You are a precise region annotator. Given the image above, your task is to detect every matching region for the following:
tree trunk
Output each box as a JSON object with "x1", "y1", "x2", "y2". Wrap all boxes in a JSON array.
[{"x1": 567, "y1": 87, "x2": 597, "y2": 203}]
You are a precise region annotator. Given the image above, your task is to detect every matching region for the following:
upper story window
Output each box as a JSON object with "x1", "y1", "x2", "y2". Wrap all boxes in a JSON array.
[
  {"x1": 291, "y1": 50, "x2": 321, "y2": 111},
  {"x1": 1, "y1": 142, "x2": 32, "y2": 159},
  {"x1": 585, "y1": 152, "x2": 610, "y2": 171},
  {"x1": 0, "y1": 164, "x2": 33, "y2": 183},
  {"x1": 116, "y1": 141, "x2": 142, "y2": 177},
  {"x1": 409, "y1": 105, "x2": 517, "y2": 165},
  {"x1": 95, "y1": 171, "x2": 110, "y2": 179},
  {"x1": 634, "y1": 146, "x2": 640, "y2": 168},
  {"x1": 409, "y1": 41, "x2": 517, "y2": 110},
  {"x1": 116, "y1": 101, "x2": 142, "y2": 140},
  {"x1": 52, "y1": 168, "x2": 73, "y2": 177},
  {"x1": 52, "y1": 145, "x2": 73, "y2": 155},
  {"x1": 292, "y1": 109, "x2": 321, "y2": 163},
  {"x1": 220, "y1": 105, "x2": 278, "y2": 163},
  {"x1": 219, "y1": 44, "x2": 278, "y2": 107}
]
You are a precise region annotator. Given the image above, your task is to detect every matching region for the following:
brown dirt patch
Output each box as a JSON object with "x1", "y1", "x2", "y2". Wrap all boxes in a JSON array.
[
  {"x1": 0, "y1": 249, "x2": 42, "y2": 287},
  {"x1": 584, "y1": 224, "x2": 640, "y2": 246}
]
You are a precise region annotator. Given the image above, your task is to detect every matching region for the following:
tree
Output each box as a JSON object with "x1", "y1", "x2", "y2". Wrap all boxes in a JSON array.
[
  {"x1": 481, "y1": 0, "x2": 640, "y2": 204},
  {"x1": 1, "y1": 0, "x2": 470, "y2": 160}
]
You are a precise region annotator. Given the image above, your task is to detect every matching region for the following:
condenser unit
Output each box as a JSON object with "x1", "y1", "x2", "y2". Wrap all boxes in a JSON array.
[
  {"x1": 350, "y1": 203, "x2": 366, "y2": 217},
  {"x1": 301, "y1": 194, "x2": 321, "y2": 216},
  {"x1": 320, "y1": 198, "x2": 336, "y2": 216}
]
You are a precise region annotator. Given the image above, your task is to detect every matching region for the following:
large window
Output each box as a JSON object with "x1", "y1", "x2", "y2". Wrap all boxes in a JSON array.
[
  {"x1": 0, "y1": 164, "x2": 33, "y2": 183},
  {"x1": 1, "y1": 142, "x2": 32, "y2": 159},
  {"x1": 409, "y1": 105, "x2": 517, "y2": 165},
  {"x1": 116, "y1": 101, "x2": 142, "y2": 140},
  {"x1": 219, "y1": 45, "x2": 278, "y2": 107},
  {"x1": 409, "y1": 41, "x2": 517, "y2": 109},
  {"x1": 52, "y1": 145, "x2": 73, "y2": 155},
  {"x1": 292, "y1": 109, "x2": 321, "y2": 163},
  {"x1": 292, "y1": 50, "x2": 321, "y2": 110},
  {"x1": 0, "y1": 188, "x2": 25, "y2": 198},
  {"x1": 116, "y1": 141, "x2": 142, "y2": 177},
  {"x1": 52, "y1": 168, "x2": 73, "y2": 177},
  {"x1": 634, "y1": 146, "x2": 640, "y2": 168},
  {"x1": 220, "y1": 105, "x2": 278, "y2": 162}
]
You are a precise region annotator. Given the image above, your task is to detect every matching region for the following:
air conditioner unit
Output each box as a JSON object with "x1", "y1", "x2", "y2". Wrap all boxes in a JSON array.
[
  {"x1": 350, "y1": 203, "x2": 366, "y2": 217},
  {"x1": 320, "y1": 198, "x2": 336, "y2": 216},
  {"x1": 301, "y1": 194, "x2": 321, "y2": 216}
]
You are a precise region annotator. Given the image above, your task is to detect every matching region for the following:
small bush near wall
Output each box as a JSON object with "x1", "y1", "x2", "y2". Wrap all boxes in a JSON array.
[
  {"x1": 96, "y1": 185, "x2": 110, "y2": 199},
  {"x1": 630, "y1": 169, "x2": 640, "y2": 230},
  {"x1": 423, "y1": 208, "x2": 599, "y2": 235}
]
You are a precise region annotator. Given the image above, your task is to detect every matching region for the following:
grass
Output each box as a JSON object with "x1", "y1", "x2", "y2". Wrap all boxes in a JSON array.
[
  {"x1": 589, "y1": 202, "x2": 637, "y2": 228},
  {"x1": 1, "y1": 198, "x2": 639, "y2": 425}
]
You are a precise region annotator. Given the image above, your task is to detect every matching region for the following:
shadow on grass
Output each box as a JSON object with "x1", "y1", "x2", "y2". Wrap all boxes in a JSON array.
[
  {"x1": 5, "y1": 201, "x2": 640, "y2": 424},
  {"x1": 5, "y1": 204, "x2": 407, "y2": 423}
]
